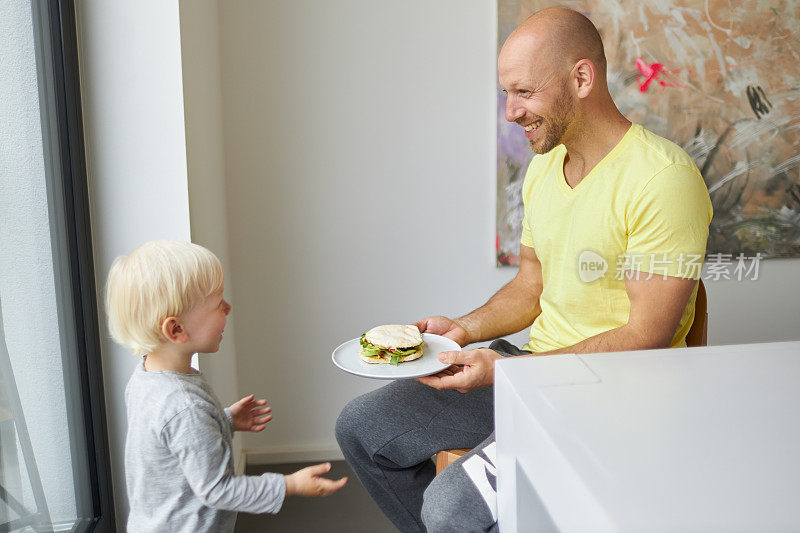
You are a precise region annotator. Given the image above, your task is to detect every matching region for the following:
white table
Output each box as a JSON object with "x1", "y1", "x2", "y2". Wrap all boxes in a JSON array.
[{"x1": 494, "y1": 341, "x2": 800, "y2": 532}]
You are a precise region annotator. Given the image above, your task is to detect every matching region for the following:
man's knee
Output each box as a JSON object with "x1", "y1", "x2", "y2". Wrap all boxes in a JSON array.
[
  {"x1": 422, "y1": 471, "x2": 463, "y2": 533},
  {"x1": 420, "y1": 469, "x2": 478, "y2": 533},
  {"x1": 420, "y1": 476, "x2": 448, "y2": 532},
  {"x1": 422, "y1": 463, "x2": 497, "y2": 533},
  {"x1": 335, "y1": 394, "x2": 368, "y2": 450}
]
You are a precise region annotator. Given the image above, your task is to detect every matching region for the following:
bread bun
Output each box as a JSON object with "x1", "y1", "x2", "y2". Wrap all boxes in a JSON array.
[{"x1": 364, "y1": 324, "x2": 423, "y2": 349}]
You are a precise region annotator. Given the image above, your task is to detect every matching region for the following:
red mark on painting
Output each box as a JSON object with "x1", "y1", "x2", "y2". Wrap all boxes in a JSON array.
[{"x1": 635, "y1": 57, "x2": 686, "y2": 93}]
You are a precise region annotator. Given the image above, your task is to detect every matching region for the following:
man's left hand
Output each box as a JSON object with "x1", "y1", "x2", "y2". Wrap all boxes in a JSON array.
[
  {"x1": 229, "y1": 394, "x2": 272, "y2": 432},
  {"x1": 415, "y1": 348, "x2": 503, "y2": 393}
]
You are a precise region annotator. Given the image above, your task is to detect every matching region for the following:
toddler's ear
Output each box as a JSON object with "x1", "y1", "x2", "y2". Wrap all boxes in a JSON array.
[{"x1": 161, "y1": 317, "x2": 187, "y2": 344}]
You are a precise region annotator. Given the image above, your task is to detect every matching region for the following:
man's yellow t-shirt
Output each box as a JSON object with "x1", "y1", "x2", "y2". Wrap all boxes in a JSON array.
[{"x1": 520, "y1": 123, "x2": 713, "y2": 353}]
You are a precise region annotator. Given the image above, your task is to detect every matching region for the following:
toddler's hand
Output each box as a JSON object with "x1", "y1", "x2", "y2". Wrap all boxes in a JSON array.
[
  {"x1": 284, "y1": 462, "x2": 347, "y2": 497},
  {"x1": 229, "y1": 394, "x2": 272, "y2": 432}
]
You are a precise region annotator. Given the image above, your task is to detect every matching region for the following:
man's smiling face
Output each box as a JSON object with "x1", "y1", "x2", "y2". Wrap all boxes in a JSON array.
[{"x1": 498, "y1": 35, "x2": 575, "y2": 155}]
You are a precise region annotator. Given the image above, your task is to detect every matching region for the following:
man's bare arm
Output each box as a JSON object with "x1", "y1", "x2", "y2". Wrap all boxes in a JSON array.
[
  {"x1": 418, "y1": 272, "x2": 698, "y2": 392},
  {"x1": 537, "y1": 273, "x2": 697, "y2": 355},
  {"x1": 457, "y1": 244, "x2": 543, "y2": 345}
]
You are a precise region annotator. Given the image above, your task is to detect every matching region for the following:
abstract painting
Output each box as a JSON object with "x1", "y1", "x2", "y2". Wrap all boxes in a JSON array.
[{"x1": 496, "y1": 0, "x2": 800, "y2": 266}]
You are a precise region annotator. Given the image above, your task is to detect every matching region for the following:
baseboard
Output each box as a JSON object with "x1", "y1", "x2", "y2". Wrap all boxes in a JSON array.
[
  {"x1": 242, "y1": 444, "x2": 345, "y2": 470},
  {"x1": 235, "y1": 448, "x2": 246, "y2": 476}
]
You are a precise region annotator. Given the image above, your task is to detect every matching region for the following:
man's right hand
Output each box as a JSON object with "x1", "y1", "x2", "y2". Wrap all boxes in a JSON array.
[{"x1": 413, "y1": 316, "x2": 471, "y2": 347}]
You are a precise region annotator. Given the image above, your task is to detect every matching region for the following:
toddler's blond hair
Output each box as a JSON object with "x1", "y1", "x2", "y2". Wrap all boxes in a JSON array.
[{"x1": 106, "y1": 240, "x2": 224, "y2": 354}]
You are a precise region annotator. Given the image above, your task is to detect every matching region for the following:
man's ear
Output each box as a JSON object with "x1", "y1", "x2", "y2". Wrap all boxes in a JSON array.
[
  {"x1": 571, "y1": 59, "x2": 595, "y2": 98},
  {"x1": 161, "y1": 317, "x2": 188, "y2": 344}
]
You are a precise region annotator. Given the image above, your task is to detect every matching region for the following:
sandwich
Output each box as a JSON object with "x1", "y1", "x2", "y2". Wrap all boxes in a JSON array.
[{"x1": 359, "y1": 324, "x2": 424, "y2": 365}]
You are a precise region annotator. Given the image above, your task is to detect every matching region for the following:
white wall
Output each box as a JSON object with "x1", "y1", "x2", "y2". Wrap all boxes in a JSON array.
[
  {"x1": 178, "y1": 0, "x2": 243, "y2": 461},
  {"x1": 706, "y1": 260, "x2": 800, "y2": 345},
  {"x1": 216, "y1": 0, "x2": 528, "y2": 456},
  {"x1": 214, "y1": 0, "x2": 800, "y2": 458},
  {"x1": 77, "y1": 0, "x2": 191, "y2": 523}
]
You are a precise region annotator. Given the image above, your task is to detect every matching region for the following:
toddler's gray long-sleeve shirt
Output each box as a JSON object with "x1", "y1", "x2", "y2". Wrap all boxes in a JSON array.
[{"x1": 124, "y1": 361, "x2": 284, "y2": 532}]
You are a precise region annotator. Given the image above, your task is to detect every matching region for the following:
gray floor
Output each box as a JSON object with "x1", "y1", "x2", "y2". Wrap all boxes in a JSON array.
[{"x1": 234, "y1": 460, "x2": 398, "y2": 532}]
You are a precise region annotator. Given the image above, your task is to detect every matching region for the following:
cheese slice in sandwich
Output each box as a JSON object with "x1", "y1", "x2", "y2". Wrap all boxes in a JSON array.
[{"x1": 359, "y1": 324, "x2": 424, "y2": 365}]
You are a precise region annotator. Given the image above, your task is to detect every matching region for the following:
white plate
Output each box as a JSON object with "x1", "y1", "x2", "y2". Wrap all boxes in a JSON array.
[{"x1": 331, "y1": 333, "x2": 460, "y2": 379}]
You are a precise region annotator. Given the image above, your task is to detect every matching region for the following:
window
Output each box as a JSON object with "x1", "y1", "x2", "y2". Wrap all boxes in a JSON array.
[{"x1": 0, "y1": 0, "x2": 114, "y2": 530}]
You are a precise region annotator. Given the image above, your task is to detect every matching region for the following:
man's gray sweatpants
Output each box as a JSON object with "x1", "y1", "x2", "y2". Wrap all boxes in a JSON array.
[{"x1": 335, "y1": 339, "x2": 530, "y2": 533}]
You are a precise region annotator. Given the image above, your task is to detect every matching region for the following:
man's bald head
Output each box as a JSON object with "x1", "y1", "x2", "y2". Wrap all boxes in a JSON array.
[
  {"x1": 498, "y1": 7, "x2": 612, "y2": 154},
  {"x1": 503, "y1": 7, "x2": 606, "y2": 82}
]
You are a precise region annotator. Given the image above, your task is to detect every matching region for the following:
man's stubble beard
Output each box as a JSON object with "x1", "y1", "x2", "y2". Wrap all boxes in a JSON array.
[{"x1": 530, "y1": 86, "x2": 575, "y2": 155}]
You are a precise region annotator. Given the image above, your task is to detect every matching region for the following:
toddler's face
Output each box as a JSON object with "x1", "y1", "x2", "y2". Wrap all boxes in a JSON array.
[{"x1": 180, "y1": 288, "x2": 231, "y2": 354}]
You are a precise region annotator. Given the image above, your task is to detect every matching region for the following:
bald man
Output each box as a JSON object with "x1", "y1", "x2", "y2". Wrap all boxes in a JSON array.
[{"x1": 337, "y1": 8, "x2": 712, "y2": 532}]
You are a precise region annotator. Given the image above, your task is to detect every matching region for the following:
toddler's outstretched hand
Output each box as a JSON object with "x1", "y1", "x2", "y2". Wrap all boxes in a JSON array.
[
  {"x1": 229, "y1": 394, "x2": 272, "y2": 432},
  {"x1": 284, "y1": 462, "x2": 348, "y2": 497}
]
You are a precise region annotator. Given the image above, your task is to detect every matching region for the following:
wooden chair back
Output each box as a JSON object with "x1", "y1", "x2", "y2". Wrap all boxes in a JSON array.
[{"x1": 685, "y1": 279, "x2": 708, "y2": 347}]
